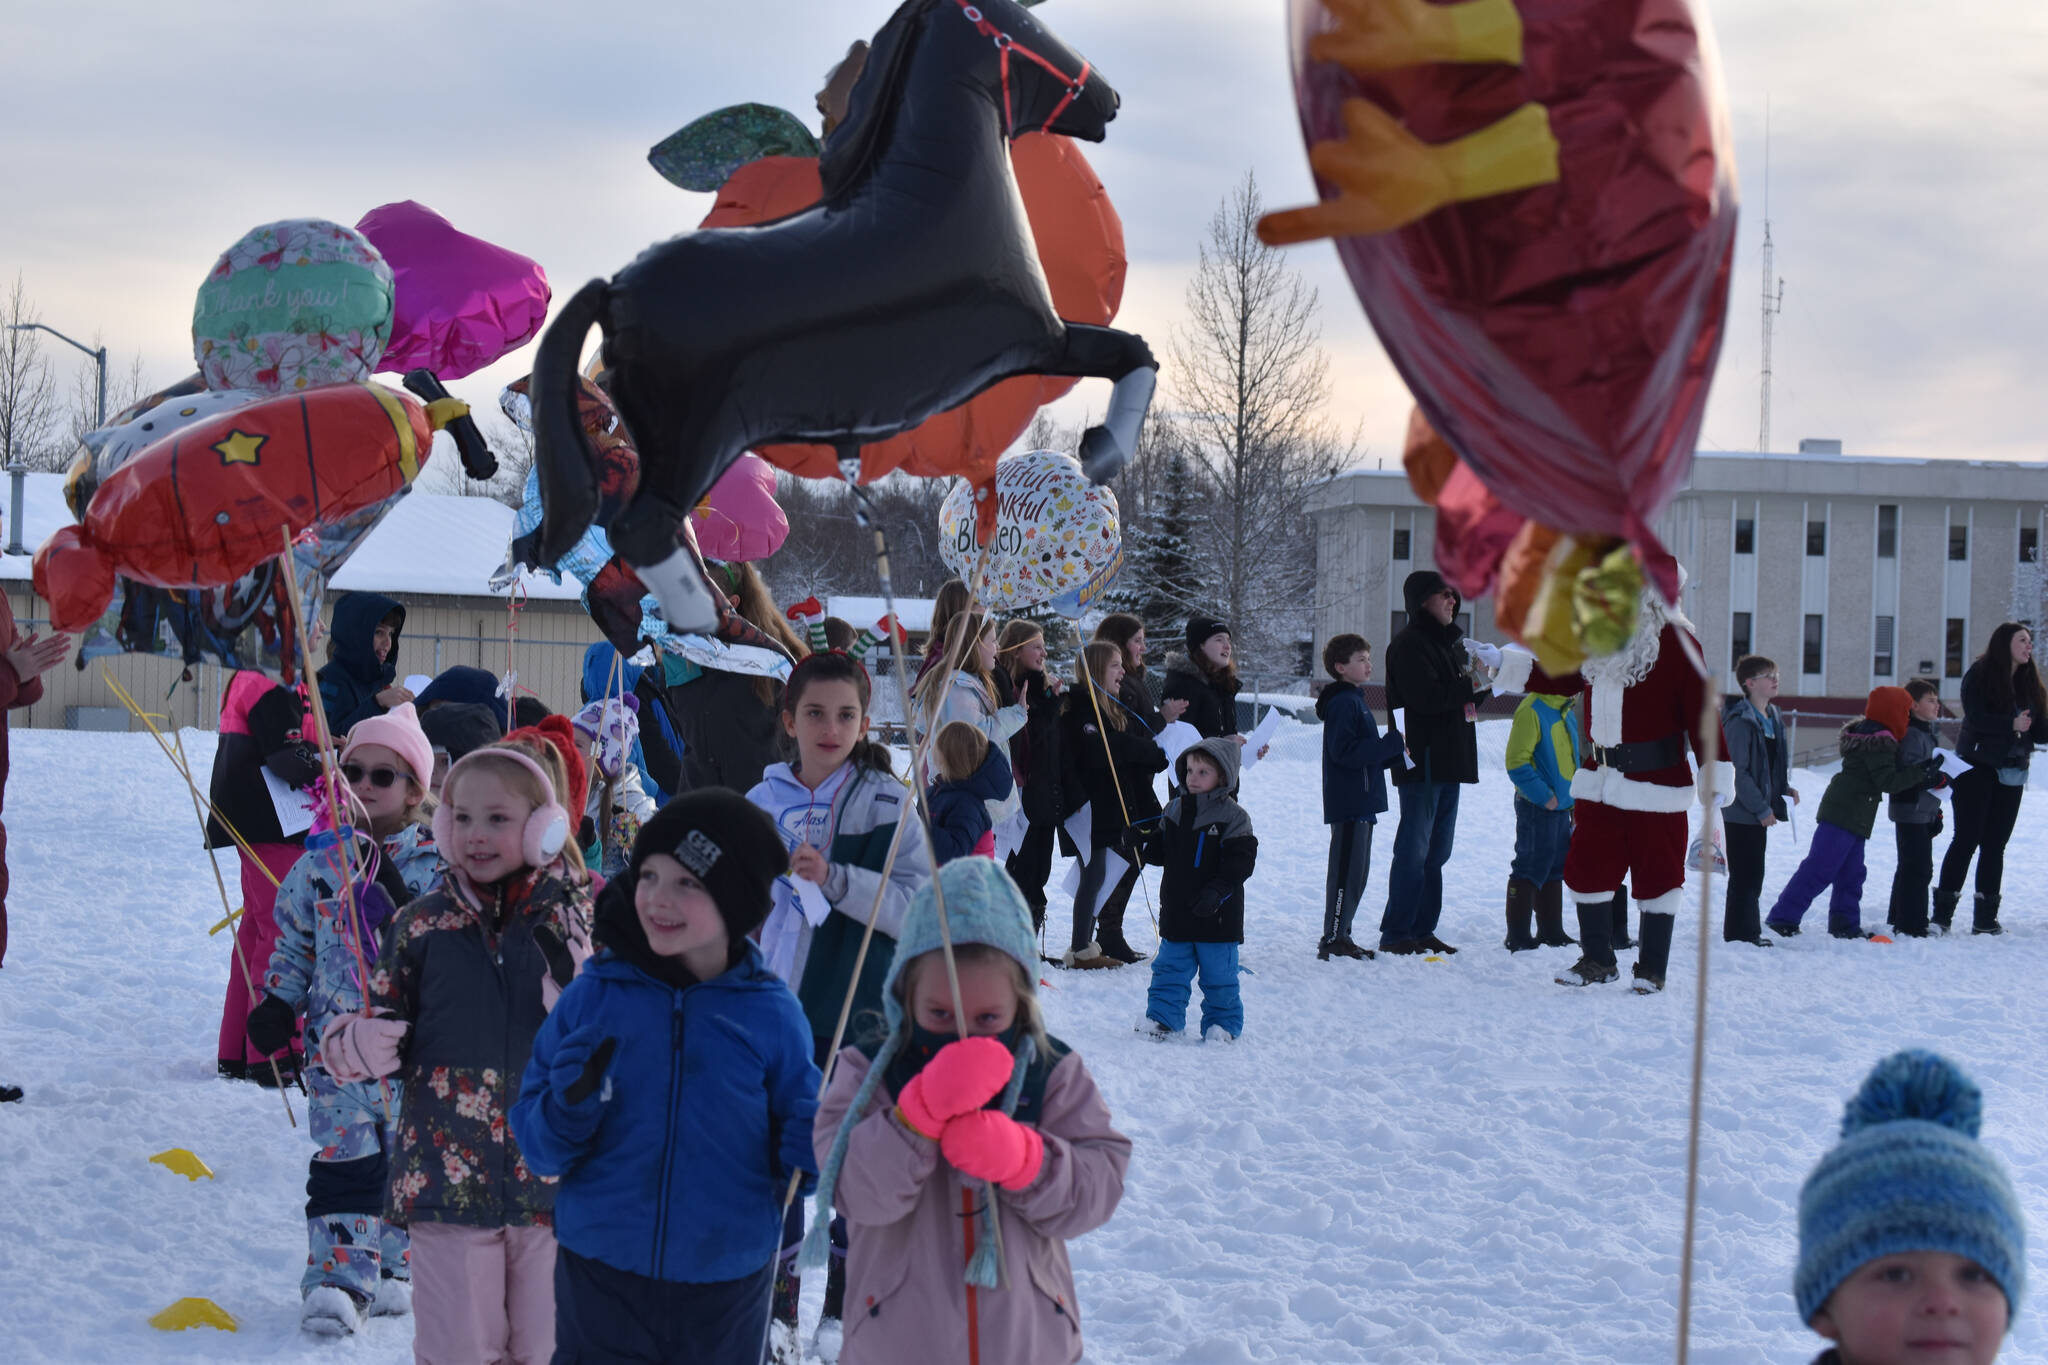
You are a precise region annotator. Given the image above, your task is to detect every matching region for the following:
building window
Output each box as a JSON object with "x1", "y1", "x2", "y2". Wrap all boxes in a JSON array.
[
  {"x1": 2022, "y1": 527, "x2": 2038, "y2": 564},
  {"x1": 1390, "y1": 611, "x2": 1407, "y2": 640},
  {"x1": 1803, "y1": 614, "x2": 1824, "y2": 675},
  {"x1": 1874, "y1": 616, "x2": 1894, "y2": 677},
  {"x1": 1950, "y1": 525, "x2": 1969, "y2": 561},
  {"x1": 1735, "y1": 518, "x2": 1755, "y2": 555},
  {"x1": 1946, "y1": 618, "x2": 1966, "y2": 678},
  {"x1": 1456, "y1": 612, "x2": 1472, "y2": 637},
  {"x1": 1877, "y1": 505, "x2": 1898, "y2": 559},
  {"x1": 1730, "y1": 611, "x2": 1752, "y2": 667},
  {"x1": 1392, "y1": 527, "x2": 1411, "y2": 560},
  {"x1": 1806, "y1": 520, "x2": 1827, "y2": 556}
]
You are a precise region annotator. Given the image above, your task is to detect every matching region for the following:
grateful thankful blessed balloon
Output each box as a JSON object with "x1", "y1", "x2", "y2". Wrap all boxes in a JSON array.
[{"x1": 939, "y1": 450, "x2": 1121, "y2": 616}]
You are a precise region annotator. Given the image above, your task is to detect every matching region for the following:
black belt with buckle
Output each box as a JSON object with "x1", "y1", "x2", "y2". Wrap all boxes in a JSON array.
[{"x1": 1588, "y1": 734, "x2": 1686, "y2": 773}]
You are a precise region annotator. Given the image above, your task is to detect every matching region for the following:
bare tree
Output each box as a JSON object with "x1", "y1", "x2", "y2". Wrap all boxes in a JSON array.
[
  {"x1": 0, "y1": 275, "x2": 57, "y2": 471},
  {"x1": 64, "y1": 344, "x2": 152, "y2": 448},
  {"x1": 1170, "y1": 172, "x2": 1350, "y2": 670},
  {"x1": 422, "y1": 413, "x2": 535, "y2": 508}
]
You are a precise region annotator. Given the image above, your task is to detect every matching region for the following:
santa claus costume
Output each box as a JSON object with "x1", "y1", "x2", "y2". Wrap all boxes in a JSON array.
[{"x1": 1495, "y1": 588, "x2": 1733, "y2": 993}]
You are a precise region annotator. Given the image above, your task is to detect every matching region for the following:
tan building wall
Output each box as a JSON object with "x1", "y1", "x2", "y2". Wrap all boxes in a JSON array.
[{"x1": 11, "y1": 586, "x2": 608, "y2": 732}]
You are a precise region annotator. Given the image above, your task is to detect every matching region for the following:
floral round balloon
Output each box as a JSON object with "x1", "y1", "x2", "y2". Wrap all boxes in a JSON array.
[
  {"x1": 192, "y1": 219, "x2": 395, "y2": 394},
  {"x1": 939, "y1": 450, "x2": 1121, "y2": 617}
]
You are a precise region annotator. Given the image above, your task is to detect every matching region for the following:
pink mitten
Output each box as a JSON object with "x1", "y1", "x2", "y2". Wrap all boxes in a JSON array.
[
  {"x1": 941, "y1": 1109, "x2": 1045, "y2": 1190},
  {"x1": 319, "y1": 1012, "x2": 409, "y2": 1082},
  {"x1": 895, "y1": 1035, "x2": 1016, "y2": 1139}
]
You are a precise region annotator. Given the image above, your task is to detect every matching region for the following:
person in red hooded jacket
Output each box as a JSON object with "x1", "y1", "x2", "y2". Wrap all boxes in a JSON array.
[{"x1": 0, "y1": 587, "x2": 73, "y2": 1102}]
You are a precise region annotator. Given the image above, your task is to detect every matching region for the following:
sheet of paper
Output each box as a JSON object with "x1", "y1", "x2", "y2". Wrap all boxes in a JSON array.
[
  {"x1": 1934, "y1": 747, "x2": 1970, "y2": 781},
  {"x1": 1057, "y1": 848, "x2": 1133, "y2": 917},
  {"x1": 1390, "y1": 709, "x2": 1417, "y2": 770},
  {"x1": 262, "y1": 765, "x2": 318, "y2": 837},
  {"x1": 402, "y1": 674, "x2": 433, "y2": 695},
  {"x1": 1240, "y1": 708, "x2": 1283, "y2": 770},
  {"x1": 792, "y1": 877, "x2": 832, "y2": 927},
  {"x1": 992, "y1": 807, "x2": 1029, "y2": 863},
  {"x1": 1060, "y1": 859, "x2": 1081, "y2": 899},
  {"x1": 1156, "y1": 720, "x2": 1202, "y2": 770},
  {"x1": 1062, "y1": 802, "x2": 1092, "y2": 859}
]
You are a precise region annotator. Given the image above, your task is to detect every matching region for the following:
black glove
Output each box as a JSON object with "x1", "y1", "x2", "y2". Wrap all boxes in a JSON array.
[
  {"x1": 1191, "y1": 885, "x2": 1225, "y2": 919},
  {"x1": 1921, "y1": 756, "x2": 1949, "y2": 788},
  {"x1": 533, "y1": 924, "x2": 578, "y2": 993},
  {"x1": 245, "y1": 993, "x2": 299, "y2": 1057},
  {"x1": 564, "y1": 1037, "x2": 618, "y2": 1106}
]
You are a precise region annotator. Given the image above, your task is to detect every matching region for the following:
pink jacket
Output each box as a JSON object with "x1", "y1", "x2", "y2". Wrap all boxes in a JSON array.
[{"x1": 816, "y1": 1044, "x2": 1130, "y2": 1365}]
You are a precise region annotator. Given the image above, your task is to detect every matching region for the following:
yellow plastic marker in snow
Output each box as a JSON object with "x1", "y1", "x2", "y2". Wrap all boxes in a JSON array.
[
  {"x1": 149, "y1": 1148, "x2": 215, "y2": 1181},
  {"x1": 148, "y1": 1298, "x2": 238, "y2": 1332},
  {"x1": 208, "y1": 905, "x2": 244, "y2": 936}
]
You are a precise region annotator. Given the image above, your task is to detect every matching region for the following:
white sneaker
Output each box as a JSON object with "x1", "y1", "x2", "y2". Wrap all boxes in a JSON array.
[
  {"x1": 1135, "y1": 1018, "x2": 1173, "y2": 1041},
  {"x1": 300, "y1": 1285, "x2": 364, "y2": 1336},
  {"x1": 812, "y1": 1315, "x2": 845, "y2": 1362},
  {"x1": 369, "y1": 1276, "x2": 412, "y2": 1318},
  {"x1": 1202, "y1": 1025, "x2": 1237, "y2": 1044}
]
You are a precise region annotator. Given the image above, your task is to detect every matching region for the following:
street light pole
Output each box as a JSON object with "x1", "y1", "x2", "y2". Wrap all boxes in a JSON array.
[{"x1": 7, "y1": 322, "x2": 107, "y2": 427}]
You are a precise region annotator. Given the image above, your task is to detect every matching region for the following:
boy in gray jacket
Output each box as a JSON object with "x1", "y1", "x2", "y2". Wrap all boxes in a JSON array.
[
  {"x1": 1886, "y1": 678, "x2": 1947, "y2": 937},
  {"x1": 1721, "y1": 656, "x2": 1800, "y2": 945}
]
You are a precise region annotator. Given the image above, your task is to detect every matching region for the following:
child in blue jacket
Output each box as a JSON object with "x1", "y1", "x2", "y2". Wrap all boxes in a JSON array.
[
  {"x1": 1503, "y1": 687, "x2": 1580, "y2": 951},
  {"x1": 511, "y1": 790, "x2": 822, "y2": 1365},
  {"x1": 926, "y1": 722, "x2": 1015, "y2": 864},
  {"x1": 1314, "y1": 635, "x2": 1405, "y2": 961}
]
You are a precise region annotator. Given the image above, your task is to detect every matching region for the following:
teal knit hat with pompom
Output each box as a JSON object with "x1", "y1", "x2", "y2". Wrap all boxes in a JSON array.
[{"x1": 1796, "y1": 1049, "x2": 2025, "y2": 1325}]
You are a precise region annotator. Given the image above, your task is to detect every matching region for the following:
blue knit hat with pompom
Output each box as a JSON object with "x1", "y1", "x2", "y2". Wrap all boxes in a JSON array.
[{"x1": 1796, "y1": 1049, "x2": 2025, "y2": 1325}]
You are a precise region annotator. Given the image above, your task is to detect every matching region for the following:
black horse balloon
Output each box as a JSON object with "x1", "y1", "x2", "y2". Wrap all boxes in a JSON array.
[{"x1": 517, "y1": 0, "x2": 1158, "y2": 634}]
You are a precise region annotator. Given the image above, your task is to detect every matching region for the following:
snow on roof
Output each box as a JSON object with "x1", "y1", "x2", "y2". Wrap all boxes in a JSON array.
[
  {"x1": 828, "y1": 595, "x2": 935, "y2": 631},
  {"x1": 0, "y1": 472, "x2": 580, "y2": 600}
]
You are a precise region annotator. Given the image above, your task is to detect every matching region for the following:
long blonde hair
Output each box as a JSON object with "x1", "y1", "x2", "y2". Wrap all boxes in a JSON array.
[
  {"x1": 480, "y1": 741, "x2": 588, "y2": 877},
  {"x1": 1074, "y1": 641, "x2": 1126, "y2": 730},
  {"x1": 996, "y1": 619, "x2": 1044, "y2": 688},
  {"x1": 913, "y1": 610, "x2": 997, "y2": 725}
]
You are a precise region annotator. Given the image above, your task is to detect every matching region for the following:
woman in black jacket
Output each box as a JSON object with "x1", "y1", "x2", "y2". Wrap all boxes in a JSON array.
[
  {"x1": 997, "y1": 619, "x2": 1066, "y2": 928},
  {"x1": 1060, "y1": 642, "x2": 1166, "y2": 969},
  {"x1": 1934, "y1": 621, "x2": 2046, "y2": 933},
  {"x1": 1087, "y1": 614, "x2": 1184, "y2": 961},
  {"x1": 1161, "y1": 616, "x2": 1242, "y2": 740}
]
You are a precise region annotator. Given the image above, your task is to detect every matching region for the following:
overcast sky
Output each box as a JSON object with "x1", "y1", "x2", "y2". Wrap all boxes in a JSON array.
[{"x1": 3, "y1": 0, "x2": 2044, "y2": 474}]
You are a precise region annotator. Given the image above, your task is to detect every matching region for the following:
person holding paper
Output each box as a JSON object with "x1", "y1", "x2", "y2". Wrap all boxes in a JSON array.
[
  {"x1": 1934, "y1": 621, "x2": 2048, "y2": 935},
  {"x1": 1377, "y1": 572, "x2": 1493, "y2": 956},
  {"x1": 1315, "y1": 634, "x2": 1404, "y2": 961},
  {"x1": 1162, "y1": 617, "x2": 1244, "y2": 744},
  {"x1": 1721, "y1": 655, "x2": 1800, "y2": 947},
  {"x1": 1060, "y1": 643, "x2": 1167, "y2": 969},
  {"x1": 996, "y1": 620, "x2": 1066, "y2": 930},
  {"x1": 1885, "y1": 679, "x2": 1949, "y2": 937}
]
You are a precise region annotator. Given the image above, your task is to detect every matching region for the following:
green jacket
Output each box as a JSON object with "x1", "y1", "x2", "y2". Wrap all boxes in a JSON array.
[{"x1": 1816, "y1": 719, "x2": 1930, "y2": 839}]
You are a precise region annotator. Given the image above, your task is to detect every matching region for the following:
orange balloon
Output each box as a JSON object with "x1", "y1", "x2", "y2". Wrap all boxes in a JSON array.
[{"x1": 704, "y1": 134, "x2": 1126, "y2": 489}]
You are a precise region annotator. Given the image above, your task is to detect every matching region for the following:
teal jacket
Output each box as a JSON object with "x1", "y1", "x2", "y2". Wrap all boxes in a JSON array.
[{"x1": 1505, "y1": 693, "x2": 1578, "y2": 809}]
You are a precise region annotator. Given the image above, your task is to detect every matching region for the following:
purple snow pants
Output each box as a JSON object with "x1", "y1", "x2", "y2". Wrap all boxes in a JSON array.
[{"x1": 1766, "y1": 819, "x2": 1867, "y2": 934}]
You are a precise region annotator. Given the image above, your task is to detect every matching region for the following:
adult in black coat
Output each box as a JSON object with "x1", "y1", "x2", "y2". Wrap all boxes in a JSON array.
[
  {"x1": 1935, "y1": 622, "x2": 2047, "y2": 933},
  {"x1": 997, "y1": 621, "x2": 1066, "y2": 928},
  {"x1": 1378, "y1": 570, "x2": 1493, "y2": 955},
  {"x1": 1059, "y1": 643, "x2": 1166, "y2": 967},
  {"x1": 1088, "y1": 614, "x2": 1183, "y2": 961}
]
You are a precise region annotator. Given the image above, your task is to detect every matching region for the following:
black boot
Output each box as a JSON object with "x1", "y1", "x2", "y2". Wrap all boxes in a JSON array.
[
  {"x1": 1503, "y1": 878, "x2": 1539, "y2": 952},
  {"x1": 1972, "y1": 893, "x2": 2004, "y2": 936},
  {"x1": 1534, "y1": 880, "x2": 1577, "y2": 947},
  {"x1": 1632, "y1": 912, "x2": 1677, "y2": 993},
  {"x1": 1095, "y1": 888, "x2": 1147, "y2": 964},
  {"x1": 1932, "y1": 886, "x2": 1960, "y2": 933},
  {"x1": 1609, "y1": 889, "x2": 1635, "y2": 950},
  {"x1": 1557, "y1": 900, "x2": 1618, "y2": 986},
  {"x1": 821, "y1": 1250, "x2": 846, "y2": 1324},
  {"x1": 1319, "y1": 880, "x2": 1342, "y2": 960}
]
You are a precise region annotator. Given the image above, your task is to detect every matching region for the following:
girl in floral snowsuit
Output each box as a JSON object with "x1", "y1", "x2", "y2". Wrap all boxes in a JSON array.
[{"x1": 324, "y1": 745, "x2": 592, "y2": 1365}]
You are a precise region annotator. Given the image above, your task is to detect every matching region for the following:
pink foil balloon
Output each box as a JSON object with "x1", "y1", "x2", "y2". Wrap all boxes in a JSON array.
[
  {"x1": 690, "y1": 454, "x2": 788, "y2": 563},
  {"x1": 356, "y1": 201, "x2": 551, "y2": 380}
]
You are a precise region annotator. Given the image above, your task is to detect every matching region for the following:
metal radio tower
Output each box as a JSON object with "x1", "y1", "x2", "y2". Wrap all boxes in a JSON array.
[{"x1": 1759, "y1": 109, "x2": 1784, "y2": 453}]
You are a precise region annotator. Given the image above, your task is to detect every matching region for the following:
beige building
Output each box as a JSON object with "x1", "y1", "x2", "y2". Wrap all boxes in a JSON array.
[
  {"x1": 1308, "y1": 445, "x2": 2048, "y2": 703},
  {"x1": 5, "y1": 474, "x2": 607, "y2": 731}
]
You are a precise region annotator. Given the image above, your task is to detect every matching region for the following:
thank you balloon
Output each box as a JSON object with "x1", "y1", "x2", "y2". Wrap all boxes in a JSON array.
[
  {"x1": 940, "y1": 450, "x2": 1120, "y2": 616},
  {"x1": 193, "y1": 219, "x2": 395, "y2": 394}
]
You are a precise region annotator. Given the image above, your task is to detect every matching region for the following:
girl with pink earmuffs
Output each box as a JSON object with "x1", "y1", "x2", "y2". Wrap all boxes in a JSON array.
[{"x1": 321, "y1": 743, "x2": 594, "y2": 1365}]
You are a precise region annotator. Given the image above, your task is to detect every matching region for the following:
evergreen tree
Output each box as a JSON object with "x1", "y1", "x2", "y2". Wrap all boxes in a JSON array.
[{"x1": 1106, "y1": 448, "x2": 1209, "y2": 641}]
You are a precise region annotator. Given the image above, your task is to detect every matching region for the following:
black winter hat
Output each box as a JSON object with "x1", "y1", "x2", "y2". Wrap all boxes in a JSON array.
[
  {"x1": 1402, "y1": 570, "x2": 1458, "y2": 617},
  {"x1": 628, "y1": 789, "x2": 789, "y2": 942},
  {"x1": 1185, "y1": 615, "x2": 1231, "y2": 654},
  {"x1": 415, "y1": 665, "x2": 500, "y2": 711},
  {"x1": 419, "y1": 702, "x2": 504, "y2": 765}
]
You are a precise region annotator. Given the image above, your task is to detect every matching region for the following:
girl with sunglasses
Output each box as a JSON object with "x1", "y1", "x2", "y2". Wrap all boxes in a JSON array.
[{"x1": 252, "y1": 702, "x2": 443, "y2": 1336}]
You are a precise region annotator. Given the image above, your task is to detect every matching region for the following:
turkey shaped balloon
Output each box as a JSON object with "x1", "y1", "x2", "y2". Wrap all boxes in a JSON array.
[{"x1": 517, "y1": 0, "x2": 1159, "y2": 637}]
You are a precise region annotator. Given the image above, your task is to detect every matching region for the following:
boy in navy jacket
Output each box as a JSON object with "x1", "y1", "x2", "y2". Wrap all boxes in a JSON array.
[
  {"x1": 512, "y1": 791, "x2": 821, "y2": 1365},
  {"x1": 1314, "y1": 635, "x2": 1406, "y2": 960}
]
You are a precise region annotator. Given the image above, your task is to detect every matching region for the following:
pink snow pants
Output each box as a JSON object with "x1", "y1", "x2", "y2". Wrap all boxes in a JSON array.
[
  {"x1": 216, "y1": 841, "x2": 303, "y2": 1068},
  {"x1": 408, "y1": 1222, "x2": 556, "y2": 1365}
]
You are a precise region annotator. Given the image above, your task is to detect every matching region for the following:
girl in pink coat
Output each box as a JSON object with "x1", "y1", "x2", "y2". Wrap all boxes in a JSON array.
[{"x1": 808, "y1": 857, "x2": 1130, "y2": 1365}]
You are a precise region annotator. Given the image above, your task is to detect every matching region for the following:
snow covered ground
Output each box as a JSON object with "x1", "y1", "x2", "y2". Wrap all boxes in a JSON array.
[{"x1": 3, "y1": 720, "x2": 2045, "y2": 1363}]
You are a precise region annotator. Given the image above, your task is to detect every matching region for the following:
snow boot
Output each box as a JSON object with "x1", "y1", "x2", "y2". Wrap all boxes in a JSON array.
[
  {"x1": 1503, "y1": 878, "x2": 1539, "y2": 952},
  {"x1": 1421, "y1": 934, "x2": 1459, "y2": 955},
  {"x1": 1533, "y1": 880, "x2": 1577, "y2": 947},
  {"x1": 1556, "y1": 900, "x2": 1619, "y2": 986},
  {"x1": 1972, "y1": 893, "x2": 2005, "y2": 936},
  {"x1": 1330, "y1": 936, "x2": 1374, "y2": 960},
  {"x1": 1136, "y1": 1017, "x2": 1174, "y2": 1041},
  {"x1": 0, "y1": 1082, "x2": 21, "y2": 1103},
  {"x1": 369, "y1": 1275, "x2": 412, "y2": 1318},
  {"x1": 1095, "y1": 896, "x2": 1147, "y2": 963},
  {"x1": 1609, "y1": 889, "x2": 1635, "y2": 950},
  {"x1": 1061, "y1": 943, "x2": 1123, "y2": 970},
  {"x1": 1631, "y1": 911, "x2": 1676, "y2": 994},
  {"x1": 300, "y1": 1285, "x2": 365, "y2": 1337},
  {"x1": 1932, "y1": 886, "x2": 1961, "y2": 933}
]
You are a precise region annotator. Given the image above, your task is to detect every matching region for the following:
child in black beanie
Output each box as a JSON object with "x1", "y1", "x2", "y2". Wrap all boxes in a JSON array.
[{"x1": 511, "y1": 789, "x2": 823, "y2": 1365}]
